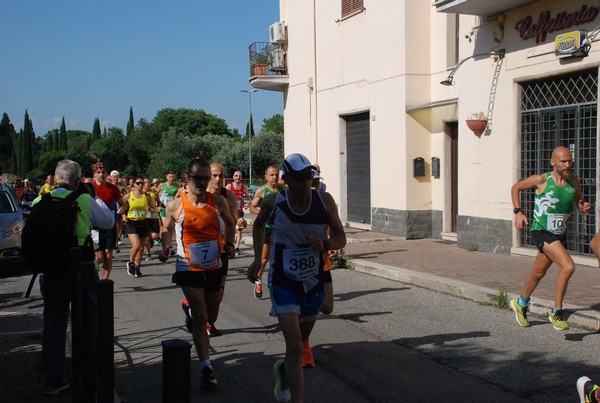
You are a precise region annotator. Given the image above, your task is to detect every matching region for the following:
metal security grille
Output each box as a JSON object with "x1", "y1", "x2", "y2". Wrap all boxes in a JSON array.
[{"x1": 519, "y1": 70, "x2": 598, "y2": 255}]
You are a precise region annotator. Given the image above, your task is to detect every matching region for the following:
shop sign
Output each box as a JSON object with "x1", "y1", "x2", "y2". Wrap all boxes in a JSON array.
[
  {"x1": 554, "y1": 31, "x2": 587, "y2": 58},
  {"x1": 515, "y1": 4, "x2": 599, "y2": 44}
]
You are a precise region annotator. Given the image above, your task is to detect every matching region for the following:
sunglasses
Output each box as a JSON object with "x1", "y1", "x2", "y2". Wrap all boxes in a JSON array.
[
  {"x1": 95, "y1": 170, "x2": 106, "y2": 174},
  {"x1": 189, "y1": 175, "x2": 211, "y2": 183},
  {"x1": 135, "y1": 182, "x2": 143, "y2": 185}
]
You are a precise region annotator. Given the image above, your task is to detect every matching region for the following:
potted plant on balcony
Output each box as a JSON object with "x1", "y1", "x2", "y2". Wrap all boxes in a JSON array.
[
  {"x1": 466, "y1": 111, "x2": 488, "y2": 137},
  {"x1": 250, "y1": 45, "x2": 273, "y2": 76}
]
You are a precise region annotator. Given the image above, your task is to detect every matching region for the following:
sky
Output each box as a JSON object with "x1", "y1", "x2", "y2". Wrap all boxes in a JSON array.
[{"x1": 1, "y1": 0, "x2": 282, "y2": 136}]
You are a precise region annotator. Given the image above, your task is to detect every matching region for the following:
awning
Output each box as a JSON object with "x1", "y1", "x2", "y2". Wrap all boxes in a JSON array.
[{"x1": 406, "y1": 98, "x2": 458, "y2": 132}]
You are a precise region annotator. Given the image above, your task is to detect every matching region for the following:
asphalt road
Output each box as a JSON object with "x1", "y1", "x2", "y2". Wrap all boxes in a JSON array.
[{"x1": 107, "y1": 242, "x2": 600, "y2": 403}]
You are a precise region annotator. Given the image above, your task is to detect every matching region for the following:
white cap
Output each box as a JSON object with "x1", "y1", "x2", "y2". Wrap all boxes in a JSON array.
[
  {"x1": 24, "y1": 178, "x2": 29, "y2": 182},
  {"x1": 282, "y1": 153, "x2": 316, "y2": 175},
  {"x1": 110, "y1": 170, "x2": 119, "y2": 176}
]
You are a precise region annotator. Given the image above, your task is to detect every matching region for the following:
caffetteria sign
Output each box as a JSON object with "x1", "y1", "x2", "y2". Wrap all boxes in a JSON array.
[{"x1": 554, "y1": 30, "x2": 587, "y2": 58}]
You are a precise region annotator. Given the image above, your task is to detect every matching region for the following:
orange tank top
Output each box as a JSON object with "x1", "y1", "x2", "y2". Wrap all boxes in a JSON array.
[{"x1": 176, "y1": 191, "x2": 223, "y2": 271}]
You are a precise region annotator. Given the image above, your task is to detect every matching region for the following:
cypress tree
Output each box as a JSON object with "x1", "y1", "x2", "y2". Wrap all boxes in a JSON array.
[
  {"x1": 21, "y1": 110, "x2": 33, "y2": 176},
  {"x1": 16, "y1": 129, "x2": 24, "y2": 177},
  {"x1": 59, "y1": 117, "x2": 67, "y2": 151},
  {"x1": 126, "y1": 106, "x2": 134, "y2": 136},
  {"x1": 92, "y1": 117, "x2": 101, "y2": 143},
  {"x1": 9, "y1": 131, "x2": 18, "y2": 174}
]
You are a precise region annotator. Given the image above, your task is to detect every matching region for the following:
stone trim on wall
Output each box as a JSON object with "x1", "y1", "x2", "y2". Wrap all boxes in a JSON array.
[
  {"x1": 372, "y1": 208, "x2": 443, "y2": 239},
  {"x1": 456, "y1": 215, "x2": 512, "y2": 255}
]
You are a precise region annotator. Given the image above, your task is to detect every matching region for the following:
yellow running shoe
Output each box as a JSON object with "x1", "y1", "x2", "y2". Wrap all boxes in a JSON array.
[{"x1": 510, "y1": 298, "x2": 530, "y2": 327}]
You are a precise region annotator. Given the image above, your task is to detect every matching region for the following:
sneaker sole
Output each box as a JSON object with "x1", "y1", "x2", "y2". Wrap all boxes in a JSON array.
[
  {"x1": 510, "y1": 299, "x2": 529, "y2": 328},
  {"x1": 273, "y1": 359, "x2": 290, "y2": 402},
  {"x1": 43, "y1": 384, "x2": 70, "y2": 396},
  {"x1": 549, "y1": 316, "x2": 569, "y2": 331},
  {"x1": 577, "y1": 376, "x2": 592, "y2": 403}
]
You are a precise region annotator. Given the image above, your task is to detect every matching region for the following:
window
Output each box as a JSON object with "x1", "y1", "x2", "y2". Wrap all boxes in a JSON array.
[{"x1": 342, "y1": 0, "x2": 363, "y2": 19}]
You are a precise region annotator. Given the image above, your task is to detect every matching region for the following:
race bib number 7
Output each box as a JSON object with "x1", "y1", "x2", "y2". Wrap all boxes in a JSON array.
[
  {"x1": 282, "y1": 247, "x2": 320, "y2": 281},
  {"x1": 547, "y1": 213, "x2": 569, "y2": 235},
  {"x1": 188, "y1": 240, "x2": 219, "y2": 269}
]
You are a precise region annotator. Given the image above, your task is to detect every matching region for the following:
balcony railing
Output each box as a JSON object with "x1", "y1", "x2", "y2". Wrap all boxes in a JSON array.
[{"x1": 249, "y1": 42, "x2": 287, "y2": 77}]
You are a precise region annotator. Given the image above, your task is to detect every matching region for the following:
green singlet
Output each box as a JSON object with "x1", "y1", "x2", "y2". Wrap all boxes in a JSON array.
[{"x1": 530, "y1": 172, "x2": 576, "y2": 235}]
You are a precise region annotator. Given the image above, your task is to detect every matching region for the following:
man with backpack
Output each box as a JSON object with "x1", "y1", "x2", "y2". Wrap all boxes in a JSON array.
[{"x1": 23, "y1": 160, "x2": 113, "y2": 396}]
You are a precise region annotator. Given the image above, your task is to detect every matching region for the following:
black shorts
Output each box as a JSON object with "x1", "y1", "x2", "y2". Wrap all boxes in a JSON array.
[
  {"x1": 172, "y1": 269, "x2": 222, "y2": 291},
  {"x1": 95, "y1": 226, "x2": 117, "y2": 251},
  {"x1": 264, "y1": 227, "x2": 273, "y2": 245},
  {"x1": 147, "y1": 218, "x2": 160, "y2": 233},
  {"x1": 126, "y1": 220, "x2": 150, "y2": 239},
  {"x1": 238, "y1": 211, "x2": 244, "y2": 219},
  {"x1": 531, "y1": 230, "x2": 566, "y2": 253},
  {"x1": 220, "y1": 253, "x2": 229, "y2": 277}
]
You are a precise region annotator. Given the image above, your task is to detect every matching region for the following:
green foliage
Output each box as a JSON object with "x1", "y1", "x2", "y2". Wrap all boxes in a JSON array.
[
  {"x1": 467, "y1": 244, "x2": 479, "y2": 252},
  {"x1": 126, "y1": 106, "x2": 135, "y2": 137},
  {"x1": 252, "y1": 131, "x2": 284, "y2": 177},
  {"x1": 89, "y1": 127, "x2": 127, "y2": 174},
  {"x1": 152, "y1": 108, "x2": 231, "y2": 138},
  {"x1": 59, "y1": 117, "x2": 67, "y2": 151},
  {"x1": 260, "y1": 114, "x2": 283, "y2": 134},
  {"x1": 0, "y1": 113, "x2": 15, "y2": 173},
  {"x1": 37, "y1": 150, "x2": 66, "y2": 177},
  {"x1": 490, "y1": 289, "x2": 509, "y2": 309},
  {"x1": 332, "y1": 249, "x2": 352, "y2": 269},
  {"x1": 92, "y1": 117, "x2": 101, "y2": 143}
]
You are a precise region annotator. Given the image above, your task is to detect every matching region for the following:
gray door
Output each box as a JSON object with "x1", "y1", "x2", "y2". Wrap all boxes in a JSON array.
[{"x1": 346, "y1": 112, "x2": 371, "y2": 224}]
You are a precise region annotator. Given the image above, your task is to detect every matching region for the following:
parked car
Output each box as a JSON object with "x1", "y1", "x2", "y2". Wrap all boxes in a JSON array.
[{"x1": 0, "y1": 182, "x2": 25, "y2": 260}]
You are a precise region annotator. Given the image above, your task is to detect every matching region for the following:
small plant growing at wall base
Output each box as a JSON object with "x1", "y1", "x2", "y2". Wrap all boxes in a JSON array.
[{"x1": 490, "y1": 289, "x2": 509, "y2": 309}]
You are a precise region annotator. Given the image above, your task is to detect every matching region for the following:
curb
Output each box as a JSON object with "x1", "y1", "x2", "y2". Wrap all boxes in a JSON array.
[{"x1": 350, "y1": 259, "x2": 600, "y2": 331}]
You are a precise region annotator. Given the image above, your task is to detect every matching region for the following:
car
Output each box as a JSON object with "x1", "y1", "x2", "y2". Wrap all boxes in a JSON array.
[
  {"x1": 247, "y1": 184, "x2": 260, "y2": 200},
  {"x1": 0, "y1": 182, "x2": 25, "y2": 260}
]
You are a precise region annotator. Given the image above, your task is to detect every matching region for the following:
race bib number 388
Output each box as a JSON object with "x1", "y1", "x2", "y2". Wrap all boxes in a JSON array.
[{"x1": 282, "y1": 247, "x2": 320, "y2": 281}]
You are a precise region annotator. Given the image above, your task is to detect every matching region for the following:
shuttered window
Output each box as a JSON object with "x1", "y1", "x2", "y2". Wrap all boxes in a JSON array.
[{"x1": 342, "y1": 0, "x2": 363, "y2": 19}]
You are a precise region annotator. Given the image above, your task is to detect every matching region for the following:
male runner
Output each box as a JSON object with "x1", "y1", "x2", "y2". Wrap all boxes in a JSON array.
[
  {"x1": 91, "y1": 162, "x2": 128, "y2": 280},
  {"x1": 159, "y1": 157, "x2": 235, "y2": 390},
  {"x1": 510, "y1": 146, "x2": 590, "y2": 330},
  {"x1": 247, "y1": 153, "x2": 346, "y2": 402},
  {"x1": 249, "y1": 164, "x2": 284, "y2": 298},
  {"x1": 227, "y1": 170, "x2": 250, "y2": 255}
]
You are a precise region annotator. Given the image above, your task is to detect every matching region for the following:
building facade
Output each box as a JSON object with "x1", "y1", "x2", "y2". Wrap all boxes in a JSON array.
[{"x1": 250, "y1": 0, "x2": 599, "y2": 265}]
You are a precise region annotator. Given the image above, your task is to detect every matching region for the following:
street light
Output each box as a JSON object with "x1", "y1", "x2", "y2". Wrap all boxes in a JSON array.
[
  {"x1": 440, "y1": 49, "x2": 505, "y2": 86},
  {"x1": 240, "y1": 89, "x2": 258, "y2": 185}
]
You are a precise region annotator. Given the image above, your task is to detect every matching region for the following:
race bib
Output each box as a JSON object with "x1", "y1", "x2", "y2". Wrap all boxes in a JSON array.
[
  {"x1": 188, "y1": 239, "x2": 219, "y2": 269},
  {"x1": 547, "y1": 213, "x2": 569, "y2": 235},
  {"x1": 282, "y1": 247, "x2": 320, "y2": 281}
]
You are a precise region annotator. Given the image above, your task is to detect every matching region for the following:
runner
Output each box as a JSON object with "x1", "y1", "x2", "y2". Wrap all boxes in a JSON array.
[
  {"x1": 206, "y1": 163, "x2": 237, "y2": 336},
  {"x1": 510, "y1": 146, "x2": 590, "y2": 330},
  {"x1": 158, "y1": 157, "x2": 235, "y2": 390},
  {"x1": 143, "y1": 177, "x2": 161, "y2": 261},
  {"x1": 123, "y1": 177, "x2": 156, "y2": 278},
  {"x1": 91, "y1": 162, "x2": 128, "y2": 280},
  {"x1": 248, "y1": 164, "x2": 284, "y2": 299},
  {"x1": 247, "y1": 153, "x2": 346, "y2": 402},
  {"x1": 226, "y1": 170, "x2": 250, "y2": 255}
]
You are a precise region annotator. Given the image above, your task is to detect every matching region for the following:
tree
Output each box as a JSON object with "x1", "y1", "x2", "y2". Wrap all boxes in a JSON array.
[
  {"x1": 260, "y1": 113, "x2": 284, "y2": 134},
  {"x1": 59, "y1": 117, "x2": 67, "y2": 151},
  {"x1": 0, "y1": 113, "x2": 15, "y2": 173},
  {"x1": 252, "y1": 131, "x2": 284, "y2": 179},
  {"x1": 126, "y1": 106, "x2": 135, "y2": 137},
  {"x1": 151, "y1": 108, "x2": 231, "y2": 138},
  {"x1": 89, "y1": 127, "x2": 128, "y2": 174},
  {"x1": 92, "y1": 117, "x2": 101, "y2": 143},
  {"x1": 19, "y1": 111, "x2": 35, "y2": 177}
]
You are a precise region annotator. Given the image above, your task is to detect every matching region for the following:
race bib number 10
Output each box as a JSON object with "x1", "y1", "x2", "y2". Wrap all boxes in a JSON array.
[
  {"x1": 547, "y1": 213, "x2": 569, "y2": 235},
  {"x1": 282, "y1": 247, "x2": 319, "y2": 281},
  {"x1": 188, "y1": 240, "x2": 219, "y2": 269}
]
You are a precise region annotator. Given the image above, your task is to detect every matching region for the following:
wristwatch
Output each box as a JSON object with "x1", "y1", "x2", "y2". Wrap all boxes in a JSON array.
[
  {"x1": 322, "y1": 240, "x2": 331, "y2": 251},
  {"x1": 513, "y1": 207, "x2": 523, "y2": 214}
]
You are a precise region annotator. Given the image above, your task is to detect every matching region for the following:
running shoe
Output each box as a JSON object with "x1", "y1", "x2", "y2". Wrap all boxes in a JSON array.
[
  {"x1": 510, "y1": 298, "x2": 530, "y2": 327},
  {"x1": 208, "y1": 322, "x2": 222, "y2": 336},
  {"x1": 254, "y1": 280, "x2": 263, "y2": 299},
  {"x1": 126, "y1": 261, "x2": 135, "y2": 277},
  {"x1": 302, "y1": 342, "x2": 315, "y2": 368},
  {"x1": 235, "y1": 248, "x2": 242, "y2": 256},
  {"x1": 182, "y1": 299, "x2": 193, "y2": 332},
  {"x1": 135, "y1": 266, "x2": 143, "y2": 278},
  {"x1": 170, "y1": 248, "x2": 177, "y2": 257},
  {"x1": 206, "y1": 322, "x2": 211, "y2": 336},
  {"x1": 153, "y1": 240, "x2": 161, "y2": 246},
  {"x1": 577, "y1": 376, "x2": 600, "y2": 403},
  {"x1": 199, "y1": 366, "x2": 217, "y2": 390},
  {"x1": 114, "y1": 246, "x2": 120, "y2": 253},
  {"x1": 43, "y1": 379, "x2": 70, "y2": 396},
  {"x1": 273, "y1": 359, "x2": 291, "y2": 402},
  {"x1": 549, "y1": 310, "x2": 569, "y2": 330},
  {"x1": 143, "y1": 253, "x2": 152, "y2": 261}
]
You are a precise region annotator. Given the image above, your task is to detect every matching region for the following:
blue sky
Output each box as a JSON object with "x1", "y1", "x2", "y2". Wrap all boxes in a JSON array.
[{"x1": 1, "y1": 0, "x2": 282, "y2": 135}]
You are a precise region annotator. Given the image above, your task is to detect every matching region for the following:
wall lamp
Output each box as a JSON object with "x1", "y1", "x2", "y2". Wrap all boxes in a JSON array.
[
  {"x1": 573, "y1": 26, "x2": 600, "y2": 57},
  {"x1": 440, "y1": 48, "x2": 506, "y2": 86}
]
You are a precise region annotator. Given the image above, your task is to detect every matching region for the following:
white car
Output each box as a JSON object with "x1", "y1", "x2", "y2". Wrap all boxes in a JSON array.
[{"x1": 0, "y1": 182, "x2": 25, "y2": 260}]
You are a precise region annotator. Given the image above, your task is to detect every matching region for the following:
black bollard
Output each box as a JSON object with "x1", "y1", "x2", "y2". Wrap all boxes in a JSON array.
[{"x1": 162, "y1": 339, "x2": 191, "y2": 403}]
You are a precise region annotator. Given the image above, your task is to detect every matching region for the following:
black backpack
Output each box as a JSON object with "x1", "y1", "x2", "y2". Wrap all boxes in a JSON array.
[{"x1": 22, "y1": 191, "x2": 93, "y2": 273}]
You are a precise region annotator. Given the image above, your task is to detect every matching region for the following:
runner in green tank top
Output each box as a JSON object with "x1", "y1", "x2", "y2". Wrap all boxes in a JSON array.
[
  {"x1": 510, "y1": 146, "x2": 590, "y2": 331},
  {"x1": 248, "y1": 164, "x2": 284, "y2": 298}
]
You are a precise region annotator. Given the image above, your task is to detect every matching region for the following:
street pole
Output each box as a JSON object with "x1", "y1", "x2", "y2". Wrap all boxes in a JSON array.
[{"x1": 240, "y1": 89, "x2": 258, "y2": 185}]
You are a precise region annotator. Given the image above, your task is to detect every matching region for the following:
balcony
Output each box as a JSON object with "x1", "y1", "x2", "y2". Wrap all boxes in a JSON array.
[
  {"x1": 433, "y1": 0, "x2": 538, "y2": 17},
  {"x1": 248, "y1": 42, "x2": 288, "y2": 92}
]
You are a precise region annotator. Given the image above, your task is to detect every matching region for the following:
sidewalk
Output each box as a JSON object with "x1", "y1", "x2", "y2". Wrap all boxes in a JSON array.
[{"x1": 1, "y1": 226, "x2": 599, "y2": 401}]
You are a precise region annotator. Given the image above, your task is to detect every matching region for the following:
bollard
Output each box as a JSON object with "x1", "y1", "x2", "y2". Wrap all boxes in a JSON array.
[
  {"x1": 96, "y1": 279, "x2": 114, "y2": 403},
  {"x1": 162, "y1": 339, "x2": 191, "y2": 403}
]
